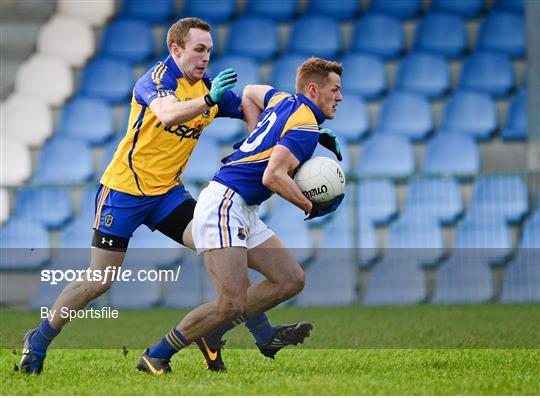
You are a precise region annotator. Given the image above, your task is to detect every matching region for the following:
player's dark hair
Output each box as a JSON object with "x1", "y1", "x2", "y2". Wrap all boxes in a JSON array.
[
  {"x1": 295, "y1": 57, "x2": 343, "y2": 94},
  {"x1": 167, "y1": 17, "x2": 211, "y2": 50}
]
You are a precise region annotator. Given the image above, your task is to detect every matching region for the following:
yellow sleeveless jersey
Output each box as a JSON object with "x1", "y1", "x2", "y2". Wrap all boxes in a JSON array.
[{"x1": 101, "y1": 55, "x2": 243, "y2": 196}]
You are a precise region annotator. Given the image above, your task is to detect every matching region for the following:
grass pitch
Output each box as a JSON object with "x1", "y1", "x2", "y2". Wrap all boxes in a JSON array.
[{"x1": 1, "y1": 305, "x2": 539, "y2": 395}]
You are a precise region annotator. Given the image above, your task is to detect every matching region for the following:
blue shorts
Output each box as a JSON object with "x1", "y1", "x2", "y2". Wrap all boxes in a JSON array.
[{"x1": 93, "y1": 184, "x2": 194, "y2": 238}]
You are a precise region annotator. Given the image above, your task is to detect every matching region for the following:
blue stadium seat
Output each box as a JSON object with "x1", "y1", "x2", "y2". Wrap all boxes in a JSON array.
[
  {"x1": 469, "y1": 176, "x2": 528, "y2": 223},
  {"x1": 109, "y1": 265, "x2": 162, "y2": 309},
  {"x1": 100, "y1": 134, "x2": 123, "y2": 176},
  {"x1": 181, "y1": 138, "x2": 221, "y2": 183},
  {"x1": 183, "y1": 0, "x2": 237, "y2": 24},
  {"x1": 101, "y1": 19, "x2": 154, "y2": 63},
  {"x1": 422, "y1": 132, "x2": 479, "y2": 176},
  {"x1": 500, "y1": 219, "x2": 540, "y2": 303},
  {"x1": 57, "y1": 97, "x2": 114, "y2": 145},
  {"x1": 307, "y1": 0, "x2": 361, "y2": 20},
  {"x1": 441, "y1": 91, "x2": 497, "y2": 140},
  {"x1": 404, "y1": 177, "x2": 463, "y2": 224},
  {"x1": 322, "y1": 96, "x2": 369, "y2": 142},
  {"x1": 459, "y1": 51, "x2": 515, "y2": 97},
  {"x1": 79, "y1": 187, "x2": 99, "y2": 219},
  {"x1": 0, "y1": 219, "x2": 51, "y2": 270},
  {"x1": 226, "y1": 16, "x2": 279, "y2": 62},
  {"x1": 15, "y1": 188, "x2": 72, "y2": 229},
  {"x1": 431, "y1": 0, "x2": 483, "y2": 18},
  {"x1": 265, "y1": 196, "x2": 313, "y2": 264},
  {"x1": 478, "y1": 11, "x2": 525, "y2": 58},
  {"x1": 395, "y1": 52, "x2": 450, "y2": 99},
  {"x1": 494, "y1": 0, "x2": 524, "y2": 13},
  {"x1": 502, "y1": 90, "x2": 527, "y2": 140},
  {"x1": 245, "y1": 0, "x2": 299, "y2": 22},
  {"x1": 80, "y1": 57, "x2": 134, "y2": 104},
  {"x1": 369, "y1": 0, "x2": 422, "y2": 19},
  {"x1": 33, "y1": 138, "x2": 94, "y2": 184},
  {"x1": 209, "y1": 55, "x2": 260, "y2": 97},
  {"x1": 358, "y1": 221, "x2": 379, "y2": 265},
  {"x1": 357, "y1": 134, "x2": 414, "y2": 178},
  {"x1": 121, "y1": 0, "x2": 174, "y2": 23},
  {"x1": 124, "y1": 226, "x2": 183, "y2": 268},
  {"x1": 414, "y1": 12, "x2": 467, "y2": 58},
  {"x1": 58, "y1": 210, "x2": 94, "y2": 248},
  {"x1": 288, "y1": 15, "x2": 342, "y2": 59},
  {"x1": 377, "y1": 91, "x2": 433, "y2": 141},
  {"x1": 202, "y1": 117, "x2": 245, "y2": 144},
  {"x1": 358, "y1": 180, "x2": 397, "y2": 225},
  {"x1": 341, "y1": 53, "x2": 386, "y2": 100},
  {"x1": 351, "y1": 13, "x2": 404, "y2": 59},
  {"x1": 270, "y1": 54, "x2": 306, "y2": 94}
]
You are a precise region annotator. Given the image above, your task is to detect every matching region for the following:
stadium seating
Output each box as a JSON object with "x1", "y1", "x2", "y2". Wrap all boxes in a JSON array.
[
  {"x1": 226, "y1": 16, "x2": 279, "y2": 62},
  {"x1": 57, "y1": 97, "x2": 115, "y2": 145},
  {"x1": 181, "y1": 138, "x2": 221, "y2": 183},
  {"x1": 322, "y1": 96, "x2": 369, "y2": 142},
  {"x1": 0, "y1": 219, "x2": 51, "y2": 270},
  {"x1": 288, "y1": 15, "x2": 342, "y2": 59},
  {"x1": 32, "y1": 138, "x2": 94, "y2": 184},
  {"x1": 358, "y1": 180, "x2": 397, "y2": 225},
  {"x1": 183, "y1": 0, "x2": 237, "y2": 24},
  {"x1": 404, "y1": 177, "x2": 463, "y2": 224},
  {"x1": 468, "y1": 176, "x2": 528, "y2": 223},
  {"x1": 15, "y1": 188, "x2": 72, "y2": 229},
  {"x1": 500, "y1": 218, "x2": 540, "y2": 303},
  {"x1": 37, "y1": 15, "x2": 94, "y2": 67},
  {"x1": 431, "y1": 0, "x2": 483, "y2": 17},
  {"x1": 57, "y1": 210, "x2": 94, "y2": 248},
  {"x1": 369, "y1": 0, "x2": 422, "y2": 19},
  {"x1": 270, "y1": 54, "x2": 305, "y2": 94},
  {"x1": 357, "y1": 134, "x2": 414, "y2": 178},
  {"x1": 57, "y1": 0, "x2": 115, "y2": 27},
  {"x1": 395, "y1": 52, "x2": 450, "y2": 99},
  {"x1": 377, "y1": 91, "x2": 433, "y2": 141},
  {"x1": 501, "y1": 90, "x2": 527, "y2": 140},
  {"x1": 459, "y1": 51, "x2": 515, "y2": 97},
  {"x1": 109, "y1": 265, "x2": 162, "y2": 309},
  {"x1": 341, "y1": 53, "x2": 387, "y2": 100},
  {"x1": 441, "y1": 91, "x2": 497, "y2": 140},
  {"x1": 245, "y1": 0, "x2": 299, "y2": 21},
  {"x1": 478, "y1": 11, "x2": 525, "y2": 58},
  {"x1": 80, "y1": 57, "x2": 134, "y2": 104},
  {"x1": 209, "y1": 55, "x2": 260, "y2": 96},
  {"x1": 494, "y1": 0, "x2": 524, "y2": 13},
  {"x1": 121, "y1": 0, "x2": 174, "y2": 23},
  {"x1": 414, "y1": 12, "x2": 467, "y2": 58},
  {"x1": 1, "y1": 94, "x2": 53, "y2": 147},
  {"x1": 101, "y1": 19, "x2": 154, "y2": 64},
  {"x1": 1, "y1": 137, "x2": 31, "y2": 186},
  {"x1": 351, "y1": 13, "x2": 404, "y2": 59},
  {"x1": 15, "y1": 55, "x2": 73, "y2": 106},
  {"x1": 202, "y1": 117, "x2": 245, "y2": 144},
  {"x1": 307, "y1": 0, "x2": 361, "y2": 20},
  {"x1": 422, "y1": 132, "x2": 480, "y2": 176},
  {"x1": 0, "y1": 189, "x2": 9, "y2": 225},
  {"x1": 124, "y1": 226, "x2": 183, "y2": 268}
]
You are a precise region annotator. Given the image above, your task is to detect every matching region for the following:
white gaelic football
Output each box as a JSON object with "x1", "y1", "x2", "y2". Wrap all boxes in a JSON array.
[{"x1": 294, "y1": 156, "x2": 345, "y2": 204}]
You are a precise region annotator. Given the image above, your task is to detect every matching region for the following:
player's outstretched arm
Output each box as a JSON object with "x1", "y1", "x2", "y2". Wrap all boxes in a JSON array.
[
  {"x1": 242, "y1": 84, "x2": 273, "y2": 131},
  {"x1": 262, "y1": 144, "x2": 313, "y2": 214}
]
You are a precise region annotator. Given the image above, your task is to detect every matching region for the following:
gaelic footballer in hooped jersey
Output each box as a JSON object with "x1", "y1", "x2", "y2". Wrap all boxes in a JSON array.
[{"x1": 101, "y1": 55, "x2": 243, "y2": 196}]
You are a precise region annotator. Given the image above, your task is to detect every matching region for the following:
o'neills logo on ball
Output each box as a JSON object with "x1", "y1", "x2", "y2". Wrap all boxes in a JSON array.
[{"x1": 303, "y1": 185, "x2": 328, "y2": 199}]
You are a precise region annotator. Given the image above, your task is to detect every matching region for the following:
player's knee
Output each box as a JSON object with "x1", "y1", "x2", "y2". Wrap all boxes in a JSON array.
[
  {"x1": 279, "y1": 268, "x2": 305, "y2": 300},
  {"x1": 217, "y1": 296, "x2": 246, "y2": 321},
  {"x1": 84, "y1": 280, "x2": 113, "y2": 299}
]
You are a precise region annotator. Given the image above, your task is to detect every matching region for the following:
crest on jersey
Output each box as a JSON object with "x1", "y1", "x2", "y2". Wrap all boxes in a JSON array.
[
  {"x1": 237, "y1": 227, "x2": 246, "y2": 241},
  {"x1": 104, "y1": 214, "x2": 114, "y2": 228}
]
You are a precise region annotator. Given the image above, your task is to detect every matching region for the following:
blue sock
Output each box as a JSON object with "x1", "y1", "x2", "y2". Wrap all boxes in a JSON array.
[
  {"x1": 245, "y1": 313, "x2": 275, "y2": 345},
  {"x1": 30, "y1": 319, "x2": 61, "y2": 353},
  {"x1": 147, "y1": 328, "x2": 188, "y2": 360}
]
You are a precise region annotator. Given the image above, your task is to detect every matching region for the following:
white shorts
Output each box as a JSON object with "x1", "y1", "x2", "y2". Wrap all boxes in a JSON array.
[{"x1": 192, "y1": 181, "x2": 275, "y2": 255}]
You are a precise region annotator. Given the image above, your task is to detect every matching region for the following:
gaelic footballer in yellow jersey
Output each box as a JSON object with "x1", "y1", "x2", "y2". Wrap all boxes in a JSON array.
[{"x1": 101, "y1": 55, "x2": 243, "y2": 197}]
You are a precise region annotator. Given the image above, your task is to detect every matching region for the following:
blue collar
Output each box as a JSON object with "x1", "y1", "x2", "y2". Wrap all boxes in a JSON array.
[
  {"x1": 164, "y1": 55, "x2": 210, "y2": 81},
  {"x1": 296, "y1": 93, "x2": 326, "y2": 125}
]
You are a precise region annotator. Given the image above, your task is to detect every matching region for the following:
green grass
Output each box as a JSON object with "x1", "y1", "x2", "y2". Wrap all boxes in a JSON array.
[{"x1": 1, "y1": 305, "x2": 539, "y2": 395}]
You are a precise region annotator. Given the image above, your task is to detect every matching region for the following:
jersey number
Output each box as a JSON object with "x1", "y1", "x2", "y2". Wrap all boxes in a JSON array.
[{"x1": 239, "y1": 111, "x2": 277, "y2": 152}]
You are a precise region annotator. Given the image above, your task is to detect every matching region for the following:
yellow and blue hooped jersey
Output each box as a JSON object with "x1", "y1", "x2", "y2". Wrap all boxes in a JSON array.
[
  {"x1": 101, "y1": 55, "x2": 243, "y2": 196},
  {"x1": 214, "y1": 89, "x2": 325, "y2": 205}
]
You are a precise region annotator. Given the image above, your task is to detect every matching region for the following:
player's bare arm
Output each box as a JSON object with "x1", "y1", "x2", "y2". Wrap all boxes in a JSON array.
[
  {"x1": 149, "y1": 94, "x2": 210, "y2": 127},
  {"x1": 262, "y1": 144, "x2": 312, "y2": 213},
  {"x1": 242, "y1": 85, "x2": 273, "y2": 131}
]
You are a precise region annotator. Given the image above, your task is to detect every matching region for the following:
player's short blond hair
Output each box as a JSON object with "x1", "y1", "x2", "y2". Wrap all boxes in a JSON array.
[
  {"x1": 295, "y1": 58, "x2": 343, "y2": 94},
  {"x1": 167, "y1": 17, "x2": 211, "y2": 50}
]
